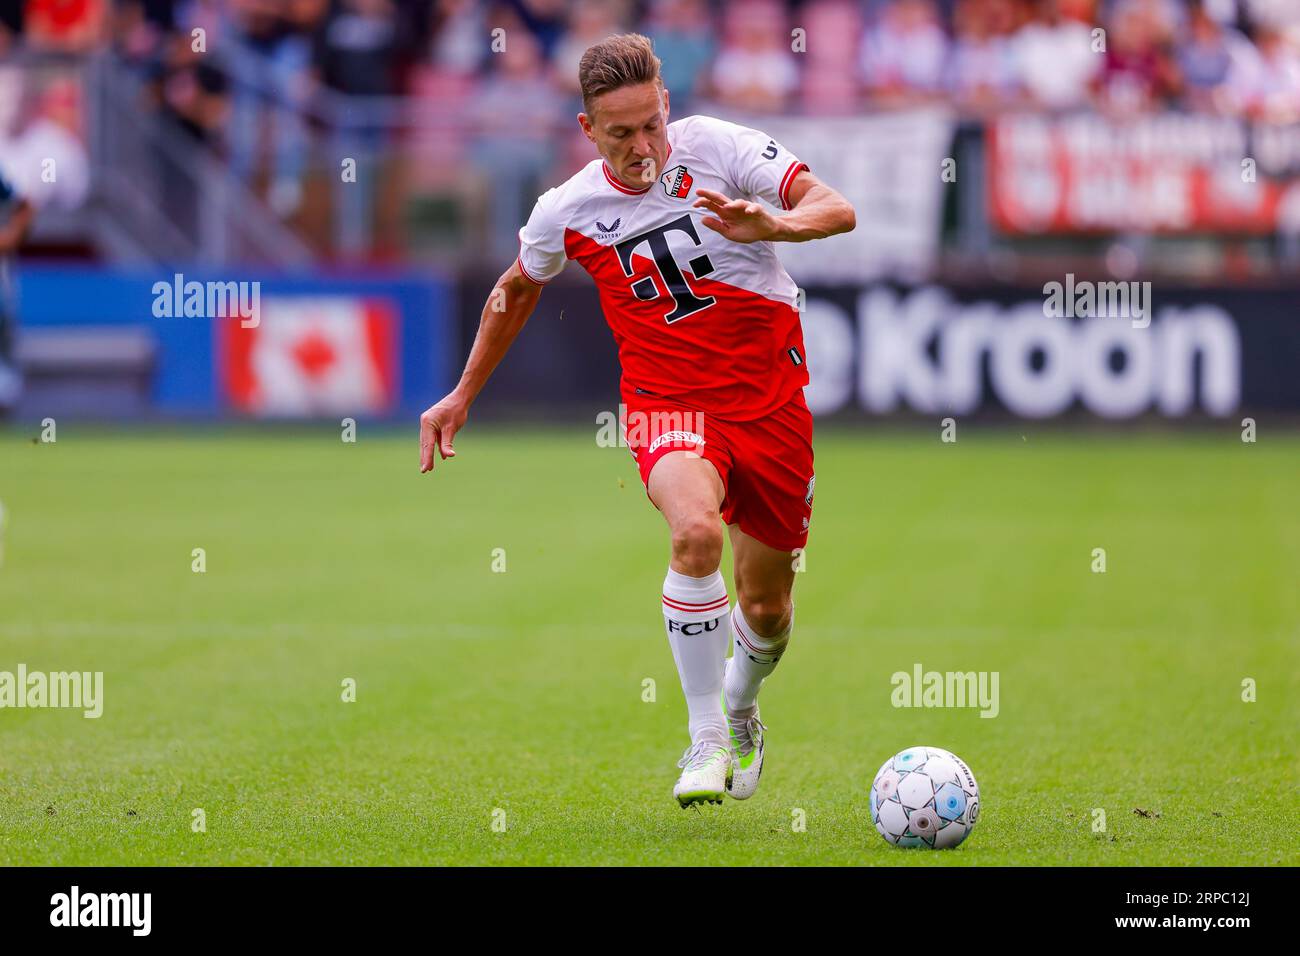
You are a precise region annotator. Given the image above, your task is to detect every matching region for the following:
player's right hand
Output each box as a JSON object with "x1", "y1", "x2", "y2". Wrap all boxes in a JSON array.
[{"x1": 419, "y1": 395, "x2": 468, "y2": 473}]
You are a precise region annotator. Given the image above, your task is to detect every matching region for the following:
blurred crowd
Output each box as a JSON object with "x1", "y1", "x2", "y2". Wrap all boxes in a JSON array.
[
  {"x1": 0, "y1": 1, "x2": 1297, "y2": 120},
  {"x1": 2, "y1": 0, "x2": 1299, "y2": 255},
  {"x1": 449, "y1": 0, "x2": 1300, "y2": 121}
]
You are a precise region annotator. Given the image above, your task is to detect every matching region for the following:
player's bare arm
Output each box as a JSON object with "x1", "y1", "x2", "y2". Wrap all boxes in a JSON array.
[
  {"x1": 692, "y1": 172, "x2": 855, "y2": 244},
  {"x1": 418, "y1": 260, "x2": 541, "y2": 473}
]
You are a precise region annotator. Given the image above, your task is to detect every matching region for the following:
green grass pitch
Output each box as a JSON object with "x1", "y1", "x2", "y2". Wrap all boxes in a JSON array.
[{"x1": 0, "y1": 424, "x2": 1296, "y2": 866}]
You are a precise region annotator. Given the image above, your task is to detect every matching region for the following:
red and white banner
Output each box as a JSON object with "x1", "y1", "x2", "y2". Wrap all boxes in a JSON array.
[
  {"x1": 988, "y1": 113, "x2": 1300, "y2": 235},
  {"x1": 220, "y1": 297, "x2": 397, "y2": 416}
]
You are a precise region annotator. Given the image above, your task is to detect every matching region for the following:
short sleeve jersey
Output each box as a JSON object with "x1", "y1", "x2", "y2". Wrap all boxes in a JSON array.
[{"x1": 517, "y1": 114, "x2": 811, "y2": 421}]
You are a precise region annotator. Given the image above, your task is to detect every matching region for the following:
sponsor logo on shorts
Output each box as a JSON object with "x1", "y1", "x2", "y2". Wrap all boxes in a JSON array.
[
  {"x1": 804, "y1": 474, "x2": 816, "y2": 507},
  {"x1": 649, "y1": 430, "x2": 706, "y2": 455}
]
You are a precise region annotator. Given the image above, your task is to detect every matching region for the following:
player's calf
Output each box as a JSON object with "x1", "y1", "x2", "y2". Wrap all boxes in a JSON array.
[
  {"x1": 726, "y1": 597, "x2": 792, "y2": 714},
  {"x1": 723, "y1": 601, "x2": 789, "y2": 800},
  {"x1": 735, "y1": 594, "x2": 792, "y2": 643},
  {"x1": 649, "y1": 449, "x2": 735, "y2": 804},
  {"x1": 663, "y1": 567, "x2": 733, "y2": 806}
]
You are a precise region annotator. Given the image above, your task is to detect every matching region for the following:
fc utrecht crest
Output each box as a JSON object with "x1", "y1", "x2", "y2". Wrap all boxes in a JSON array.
[{"x1": 660, "y1": 165, "x2": 693, "y2": 199}]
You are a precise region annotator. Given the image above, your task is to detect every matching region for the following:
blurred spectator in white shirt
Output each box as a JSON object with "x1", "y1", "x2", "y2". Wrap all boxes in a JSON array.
[
  {"x1": 430, "y1": 0, "x2": 487, "y2": 76},
  {"x1": 1, "y1": 80, "x2": 90, "y2": 211},
  {"x1": 797, "y1": 0, "x2": 863, "y2": 115},
  {"x1": 552, "y1": 0, "x2": 631, "y2": 100},
  {"x1": 1243, "y1": 25, "x2": 1300, "y2": 121},
  {"x1": 471, "y1": 25, "x2": 562, "y2": 260},
  {"x1": 860, "y1": 0, "x2": 949, "y2": 104},
  {"x1": 948, "y1": 0, "x2": 1024, "y2": 112},
  {"x1": 1179, "y1": 1, "x2": 1233, "y2": 100},
  {"x1": 712, "y1": 0, "x2": 798, "y2": 113},
  {"x1": 1176, "y1": 0, "x2": 1263, "y2": 114},
  {"x1": 645, "y1": 0, "x2": 715, "y2": 112},
  {"x1": 1015, "y1": 0, "x2": 1101, "y2": 111}
]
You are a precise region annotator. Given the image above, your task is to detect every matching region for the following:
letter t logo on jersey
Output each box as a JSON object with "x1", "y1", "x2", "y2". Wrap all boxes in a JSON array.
[{"x1": 614, "y1": 214, "x2": 716, "y2": 324}]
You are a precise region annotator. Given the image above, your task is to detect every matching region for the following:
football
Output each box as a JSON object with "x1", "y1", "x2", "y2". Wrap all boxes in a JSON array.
[{"x1": 870, "y1": 747, "x2": 980, "y2": 849}]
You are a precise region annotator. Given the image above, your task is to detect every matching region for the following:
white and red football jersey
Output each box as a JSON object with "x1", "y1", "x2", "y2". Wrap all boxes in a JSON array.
[{"x1": 517, "y1": 114, "x2": 811, "y2": 421}]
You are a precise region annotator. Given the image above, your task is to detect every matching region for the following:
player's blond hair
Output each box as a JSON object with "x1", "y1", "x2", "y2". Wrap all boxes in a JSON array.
[{"x1": 578, "y1": 33, "x2": 663, "y2": 115}]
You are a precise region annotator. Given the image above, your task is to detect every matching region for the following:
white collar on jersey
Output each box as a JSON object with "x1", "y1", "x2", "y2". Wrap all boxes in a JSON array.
[{"x1": 601, "y1": 142, "x2": 673, "y2": 196}]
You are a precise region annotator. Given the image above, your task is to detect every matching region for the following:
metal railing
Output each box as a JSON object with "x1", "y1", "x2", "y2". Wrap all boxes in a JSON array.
[{"x1": 88, "y1": 55, "x2": 314, "y2": 268}]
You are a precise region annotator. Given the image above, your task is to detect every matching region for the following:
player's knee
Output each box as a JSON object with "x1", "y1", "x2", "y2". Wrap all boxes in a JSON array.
[
  {"x1": 670, "y1": 513, "x2": 724, "y2": 576},
  {"x1": 738, "y1": 592, "x2": 792, "y2": 638}
]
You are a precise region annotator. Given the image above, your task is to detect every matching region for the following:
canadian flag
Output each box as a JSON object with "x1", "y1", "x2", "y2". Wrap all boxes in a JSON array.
[{"x1": 220, "y1": 297, "x2": 397, "y2": 416}]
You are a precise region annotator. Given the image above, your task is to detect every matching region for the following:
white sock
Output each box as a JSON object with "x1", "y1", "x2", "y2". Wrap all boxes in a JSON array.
[
  {"x1": 725, "y1": 603, "x2": 791, "y2": 714},
  {"x1": 662, "y1": 567, "x2": 731, "y2": 744}
]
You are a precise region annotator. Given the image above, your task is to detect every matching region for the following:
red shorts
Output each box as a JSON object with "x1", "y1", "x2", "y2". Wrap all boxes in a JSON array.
[{"x1": 621, "y1": 388, "x2": 815, "y2": 554}]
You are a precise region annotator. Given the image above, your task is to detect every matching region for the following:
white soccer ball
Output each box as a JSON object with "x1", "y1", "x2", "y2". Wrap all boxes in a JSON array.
[{"x1": 870, "y1": 746, "x2": 979, "y2": 849}]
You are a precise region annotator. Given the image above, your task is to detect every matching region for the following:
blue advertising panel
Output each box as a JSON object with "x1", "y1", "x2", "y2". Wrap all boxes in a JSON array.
[{"x1": 14, "y1": 266, "x2": 455, "y2": 418}]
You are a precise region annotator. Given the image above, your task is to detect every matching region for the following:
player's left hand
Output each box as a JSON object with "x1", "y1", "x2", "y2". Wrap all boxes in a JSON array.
[
  {"x1": 692, "y1": 188, "x2": 781, "y2": 244},
  {"x1": 419, "y1": 393, "x2": 468, "y2": 474}
]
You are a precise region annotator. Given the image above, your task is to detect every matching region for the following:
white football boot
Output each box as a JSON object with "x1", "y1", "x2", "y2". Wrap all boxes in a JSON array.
[
  {"x1": 673, "y1": 736, "x2": 731, "y2": 807},
  {"x1": 722, "y1": 658, "x2": 767, "y2": 800}
]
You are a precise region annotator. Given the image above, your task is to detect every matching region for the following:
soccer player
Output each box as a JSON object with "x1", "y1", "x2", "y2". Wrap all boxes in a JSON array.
[
  {"x1": 0, "y1": 168, "x2": 34, "y2": 414},
  {"x1": 419, "y1": 34, "x2": 855, "y2": 807}
]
